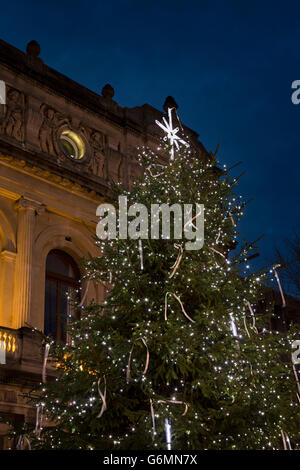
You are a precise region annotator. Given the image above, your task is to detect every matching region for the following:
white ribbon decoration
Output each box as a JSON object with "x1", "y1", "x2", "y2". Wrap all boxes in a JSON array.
[
  {"x1": 126, "y1": 337, "x2": 149, "y2": 382},
  {"x1": 16, "y1": 435, "x2": 31, "y2": 450},
  {"x1": 157, "y1": 399, "x2": 189, "y2": 416},
  {"x1": 97, "y1": 375, "x2": 107, "y2": 419},
  {"x1": 146, "y1": 164, "x2": 164, "y2": 178},
  {"x1": 281, "y1": 429, "x2": 292, "y2": 450},
  {"x1": 184, "y1": 207, "x2": 202, "y2": 231},
  {"x1": 169, "y1": 244, "x2": 183, "y2": 279},
  {"x1": 274, "y1": 264, "x2": 286, "y2": 308},
  {"x1": 243, "y1": 315, "x2": 251, "y2": 339},
  {"x1": 150, "y1": 399, "x2": 156, "y2": 439},
  {"x1": 281, "y1": 429, "x2": 287, "y2": 450},
  {"x1": 246, "y1": 301, "x2": 259, "y2": 334},
  {"x1": 42, "y1": 343, "x2": 50, "y2": 384},
  {"x1": 35, "y1": 404, "x2": 44, "y2": 438},
  {"x1": 164, "y1": 292, "x2": 195, "y2": 323},
  {"x1": 209, "y1": 246, "x2": 226, "y2": 259},
  {"x1": 78, "y1": 281, "x2": 90, "y2": 307},
  {"x1": 228, "y1": 212, "x2": 236, "y2": 227},
  {"x1": 150, "y1": 399, "x2": 188, "y2": 440},
  {"x1": 286, "y1": 432, "x2": 292, "y2": 450}
]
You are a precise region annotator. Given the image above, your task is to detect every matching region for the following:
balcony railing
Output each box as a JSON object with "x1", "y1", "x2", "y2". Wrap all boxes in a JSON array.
[{"x1": 0, "y1": 328, "x2": 19, "y2": 364}]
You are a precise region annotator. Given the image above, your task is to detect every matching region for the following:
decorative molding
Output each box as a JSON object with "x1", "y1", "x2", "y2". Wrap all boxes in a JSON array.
[
  {"x1": 15, "y1": 196, "x2": 46, "y2": 215},
  {"x1": 0, "y1": 154, "x2": 103, "y2": 202},
  {"x1": 0, "y1": 250, "x2": 17, "y2": 262}
]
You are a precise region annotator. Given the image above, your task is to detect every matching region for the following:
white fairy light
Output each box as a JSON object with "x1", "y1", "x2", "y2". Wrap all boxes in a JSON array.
[{"x1": 155, "y1": 107, "x2": 189, "y2": 160}]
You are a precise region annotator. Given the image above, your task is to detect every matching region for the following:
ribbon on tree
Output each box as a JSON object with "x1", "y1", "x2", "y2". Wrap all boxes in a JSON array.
[
  {"x1": 146, "y1": 164, "x2": 164, "y2": 178},
  {"x1": 228, "y1": 212, "x2": 236, "y2": 227},
  {"x1": 138, "y1": 239, "x2": 144, "y2": 270},
  {"x1": 273, "y1": 264, "x2": 286, "y2": 308},
  {"x1": 96, "y1": 375, "x2": 107, "y2": 418},
  {"x1": 126, "y1": 337, "x2": 149, "y2": 382},
  {"x1": 164, "y1": 292, "x2": 195, "y2": 323},
  {"x1": 150, "y1": 399, "x2": 189, "y2": 439},
  {"x1": 78, "y1": 281, "x2": 90, "y2": 307},
  {"x1": 157, "y1": 399, "x2": 189, "y2": 416},
  {"x1": 42, "y1": 343, "x2": 50, "y2": 384},
  {"x1": 169, "y1": 244, "x2": 183, "y2": 279},
  {"x1": 150, "y1": 399, "x2": 156, "y2": 439},
  {"x1": 281, "y1": 429, "x2": 292, "y2": 450},
  {"x1": 246, "y1": 301, "x2": 259, "y2": 334},
  {"x1": 209, "y1": 246, "x2": 226, "y2": 259},
  {"x1": 16, "y1": 435, "x2": 31, "y2": 450},
  {"x1": 184, "y1": 207, "x2": 202, "y2": 231},
  {"x1": 243, "y1": 315, "x2": 251, "y2": 339},
  {"x1": 35, "y1": 404, "x2": 44, "y2": 438}
]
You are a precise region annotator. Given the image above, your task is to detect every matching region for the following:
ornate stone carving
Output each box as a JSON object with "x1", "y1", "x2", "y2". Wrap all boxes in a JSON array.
[
  {"x1": 39, "y1": 104, "x2": 69, "y2": 156},
  {"x1": 0, "y1": 87, "x2": 25, "y2": 142},
  {"x1": 87, "y1": 130, "x2": 107, "y2": 179}
]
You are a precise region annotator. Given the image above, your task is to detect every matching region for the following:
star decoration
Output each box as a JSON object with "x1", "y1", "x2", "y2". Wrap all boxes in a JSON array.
[{"x1": 155, "y1": 107, "x2": 190, "y2": 160}]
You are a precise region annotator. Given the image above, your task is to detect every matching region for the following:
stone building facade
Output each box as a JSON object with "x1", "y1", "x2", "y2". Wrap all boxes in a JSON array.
[{"x1": 0, "y1": 39, "x2": 205, "y2": 448}]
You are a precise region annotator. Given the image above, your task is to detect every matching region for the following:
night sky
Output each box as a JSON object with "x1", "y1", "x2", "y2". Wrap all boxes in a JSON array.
[{"x1": 1, "y1": 0, "x2": 300, "y2": 272}]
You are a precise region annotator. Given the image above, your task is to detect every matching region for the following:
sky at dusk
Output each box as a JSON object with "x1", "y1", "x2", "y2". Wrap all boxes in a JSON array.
[{"x1": 1, "y1": 0, "x2": 300, "y2": 272}]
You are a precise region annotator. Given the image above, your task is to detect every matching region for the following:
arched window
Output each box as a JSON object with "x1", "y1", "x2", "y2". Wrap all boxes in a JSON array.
[{"x1": 44, "y1": 250, "x2": 80, "y2": 342}]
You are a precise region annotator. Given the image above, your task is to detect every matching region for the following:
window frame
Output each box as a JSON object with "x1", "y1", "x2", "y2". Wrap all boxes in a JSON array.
[{"x1": 44, "y1": 249, "x2": 80, "y2": 343}]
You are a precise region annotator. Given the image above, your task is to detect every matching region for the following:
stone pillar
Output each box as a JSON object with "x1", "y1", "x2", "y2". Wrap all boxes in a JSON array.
[
  {"x1": 0, "y1": 250, "x2": 16, "y2": 328},
  {"x1": 13, "y1": 197, "x2": 45, "y2": 329}
]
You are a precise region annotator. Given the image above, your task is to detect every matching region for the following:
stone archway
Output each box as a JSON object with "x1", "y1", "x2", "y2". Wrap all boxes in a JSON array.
[{"x1": 31, "y1": 223, "x2": 103, "y2": 331}]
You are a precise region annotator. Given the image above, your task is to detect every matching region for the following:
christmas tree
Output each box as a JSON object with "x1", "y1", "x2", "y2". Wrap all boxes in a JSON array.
[{"x1": 13, "y1": 109, "x2": 300, "y2": 450}]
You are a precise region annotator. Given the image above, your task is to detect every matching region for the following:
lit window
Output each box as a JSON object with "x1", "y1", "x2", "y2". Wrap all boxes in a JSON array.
[{"x1": 60, "y1": 130, "x2": 85, "y2": 160}]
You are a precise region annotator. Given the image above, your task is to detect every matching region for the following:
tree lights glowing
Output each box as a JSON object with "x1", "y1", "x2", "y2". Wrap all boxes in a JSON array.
[{"x1": 12, "y1": 128, "x2": 300, "y2": 450}]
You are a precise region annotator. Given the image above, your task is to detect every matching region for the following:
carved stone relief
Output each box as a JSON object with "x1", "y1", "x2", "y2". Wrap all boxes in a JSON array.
[
  {"x1": 37, "y1": 103, "x2": 132, "y2": 186},
  {"x1": 0, "y1": 87, "x2": 25, "y2": 142},
  {"x1": 39, "y1": 104, "x2": 69, "y2": 156},
  {"x1": 86, "y1": 130, "x2": 107, "y2": 180}
]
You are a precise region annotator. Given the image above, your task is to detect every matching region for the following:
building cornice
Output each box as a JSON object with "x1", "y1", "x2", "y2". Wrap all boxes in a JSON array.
[
  {"x1": 0, "y1": 39, "x2": 201, "y2": 144},
  {"x1": 0, "y1": 153, "x2": 105, "y2": 204}
]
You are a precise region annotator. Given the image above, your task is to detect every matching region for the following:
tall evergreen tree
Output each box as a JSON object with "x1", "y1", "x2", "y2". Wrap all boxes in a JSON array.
[{"x1": 13, "y1": 129, "x2": 300, "y2": 450}]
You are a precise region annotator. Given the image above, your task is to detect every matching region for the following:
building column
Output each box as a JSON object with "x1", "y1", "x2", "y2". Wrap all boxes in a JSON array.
[
  {"x1": 0, "y1": 250, "x2": 16, "y2": 328},
  {"x1": 13, "y1": 197, "x2": 45, "y2": 329}
]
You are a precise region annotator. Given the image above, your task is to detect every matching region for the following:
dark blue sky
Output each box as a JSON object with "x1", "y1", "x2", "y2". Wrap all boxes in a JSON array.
[{"x1": 1, "y1": 0, "x2": 300, "y2": 271}]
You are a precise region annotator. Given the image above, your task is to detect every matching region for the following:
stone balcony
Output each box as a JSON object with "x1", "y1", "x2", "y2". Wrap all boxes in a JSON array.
[{"x1": 0, "y1": 326, "x2": 44, "y2": 386}]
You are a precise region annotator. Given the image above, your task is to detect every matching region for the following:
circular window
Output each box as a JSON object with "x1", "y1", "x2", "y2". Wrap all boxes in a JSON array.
[{"x1": 60, "y1": 130, "x2": 85, "y2": 160}]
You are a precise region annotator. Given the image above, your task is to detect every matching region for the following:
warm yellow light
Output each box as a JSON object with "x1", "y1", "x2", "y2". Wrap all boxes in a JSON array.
[{"x1": 60, "y1": 130, "x2": 85, "y2": 160}]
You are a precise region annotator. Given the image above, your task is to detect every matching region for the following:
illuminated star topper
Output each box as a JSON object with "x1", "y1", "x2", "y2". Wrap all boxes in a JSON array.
[{"x1": 155, "y1": 107, "x2": 190, "y2": 160}]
